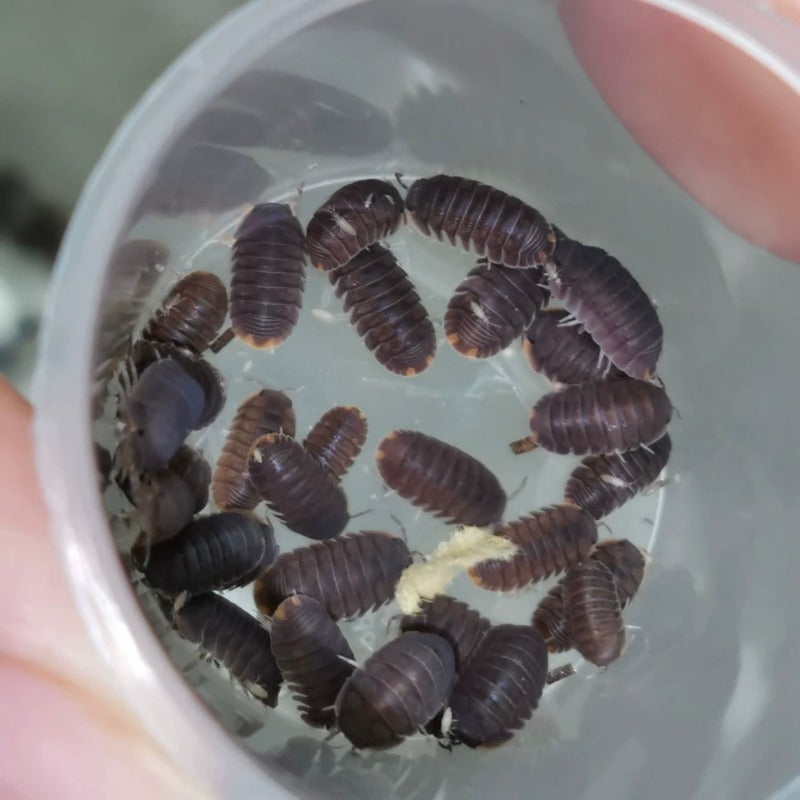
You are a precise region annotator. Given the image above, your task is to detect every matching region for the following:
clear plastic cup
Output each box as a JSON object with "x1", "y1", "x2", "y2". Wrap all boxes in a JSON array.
[{"x1": 33, "y1": 1, "x2": 800, "y2": 798}]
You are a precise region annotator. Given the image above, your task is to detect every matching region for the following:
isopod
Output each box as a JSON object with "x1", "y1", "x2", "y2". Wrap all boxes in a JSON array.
[
  {"x1": 134, "y1": 510, "x2": 277, "y2": 595},
  {"x1": 175, "y1": 592, "x2": 282, "y2": 706},
  {"x1": 444, "y1": 258, "x2": 549, "y2": 358},
  {"x1": 564, "y1": 434, "x2": 672, "y2": 519},
  {"x1": 376, "y1": 430, "x2": 507, "y2": 526},
  {"x1": 116, "y1": 442, "x2": 211, "y2": 543},
  {"x1": 522, "y1": 307, "x2": 621, "y2": 384},
  {"x1": 270, "y1": 594, "x2": 356, "y2": 728},
  {"x1": 92, "y1": 239, "x2": 169, "y2": 413},
  {"x1": 212, "y1": 389, "x2": 296, "y2": 511},
  {"x1": 306, "y1": 179, "x2": 404, "y2": 271},
  {"x1": 142, "y1": 270, "x2": 228, "y2": 353},
  {"x1": 443, "y1": 624, "x2": 548, "y2": 748},
  {"x1": 253, "y1": 531, "x2": 411, "y2": 619},
  {"x1": 122, "y1": 356, "x2": 224, "y2": 472},
  {"x1": 469, "y1": 504, "x2": 597, "y2": 592},
  {"x1": 563, "y1": 558, "x2": 625, "y2": 667},
  {"x1": 544, "y1": 236, "x2": 663, "y2": 380},
  {"x1": 302, "y1": 405, "x2": 368, "y2": 480},
  {"x1": 591, "y1": 538, "x2": 648, "y2": 604},
  {"x1": 335, "y1": 631, "x2": 456, "y2": 749},
  {"x1": 123, "y1": 340, "x2": 226, "y2": 428},
  {"x1": 404, "y1": 174, "x2": 555, "y2": 268},
  {"x1": 532, "y1": 538, "x2": 647, "y2": 653},
  {"x1": 400, "y1": 594, "x2": 490, "y2": 671},
  {"x1": 247, "y1": 432, "x2": 349, "y2": 540},
  {"x1": 228, "y1": 203, "x2": 306, "y2": 349},
  {"x1": 511, "y1": 376, "x2": 672, "y2": 456},
  {"x1": 327, "y1": 244, "x2": 436, "y2": 376}
]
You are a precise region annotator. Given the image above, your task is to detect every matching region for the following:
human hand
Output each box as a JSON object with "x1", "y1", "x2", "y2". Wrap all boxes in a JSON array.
[
  {"x1": 560, "y1": 0, "x2": 800, "y2": 263},
  {"x1": 0, "y1": 377, "x2": 205, "y2": 799}
]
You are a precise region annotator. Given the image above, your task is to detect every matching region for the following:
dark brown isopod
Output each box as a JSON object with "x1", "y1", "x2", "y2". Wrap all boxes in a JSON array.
[
  {"x1": 253, "y1": 531, "x2": 411, "y2": 619},
  {"x1": 302, "y1": 405, "x2": 367, "y2": 481},
  {"x1": 444, "y1": 259, "x2": 549, "y2": 358},
  {"x1": 564, "y1": 434, "x2": 672, "y2": 519},
  {"x1": 92, "y1": 239, "x2": 169, "y2": 414},
  {"x1": 590, "y1": 538, "x2": 648, "y2": 606},
  {"x1": 544, "y1": 237, "x2": 663, "y2": 380},
  {"x1": 247, "y1": 433, "x2": 349, "y2": 540},
  {"x1": 335, "y1": 631, "x2": 456, "y2": 749},
  {"x1": 563, "y1": 559, "x2": 625, "y2": 667},
  {"x1": 116, "y1": 442, "x2": 211, "y2": 543},
  {"x1": 175, "y1": 592, "x2": 282, "y2": 706},
  {"x1": 376, "y1": 430, "x2": 507, "y2": 526},
  {"x1": 532, "y1": 538, "x2": 646, "y2": 653},
  {"x1": 270, "y1": 594, "x2": 356, "y2": 728},
  {"x1": 142, "y1": 270, "x2": 228, "y2": 353},
  {"x1": 229, "y1": 203, "x2": 306, "y2": 349},
  {"x1": 134, "y1": 510, "x2": 277, "y2": 595},
  {"x1": 123, "y1": 359, "x2": 211, "y2": 472},
  {"x1": 212, "y1": 389, "x2": 296, "y2": 511},
  {"x1": 399, "y1": 594, "x2": 490, "y2": 672},
  {"x1": 328, "y1": 244, "x2": 436, "y2": 376},
  {"x1": 531, "y1": 583, "x2": 572, "y2": 653},
  {"x1": 469, "y1": 504, "x2": 597, "y2": 592},
  {"x1": 511, "y1": 376, "x2": 672, "y2": 456},
  {"x1": 522, "y1": 307, "x2": 621, "y2": 385},
  {"x1": 404, "y1": 174, "x2": 555, "y2": 268},
  {"x1": 123, "y1": 340, "x2": 226, "y2": 429},
  {"x1": 306, "y1": 179, "x2": 404, "y2": 272},
  {"x1": 444, "y1": 624, "x2": 548, "y2": 748}
]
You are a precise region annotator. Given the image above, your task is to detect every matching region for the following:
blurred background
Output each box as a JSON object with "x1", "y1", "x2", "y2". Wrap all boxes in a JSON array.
[{"x1": 0, "y1": 2, "x2": 242, "y2": 395}]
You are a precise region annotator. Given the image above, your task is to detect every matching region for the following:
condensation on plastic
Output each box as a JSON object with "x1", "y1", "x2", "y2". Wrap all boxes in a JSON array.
[{"x1": 32, "y1": 1, "x2": 800, "y2": 799}]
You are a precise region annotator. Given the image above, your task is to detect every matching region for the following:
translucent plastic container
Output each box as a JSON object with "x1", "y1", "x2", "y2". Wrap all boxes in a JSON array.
[{"x1": 33, "y1": 1, "x2": 800, "y2": 798}]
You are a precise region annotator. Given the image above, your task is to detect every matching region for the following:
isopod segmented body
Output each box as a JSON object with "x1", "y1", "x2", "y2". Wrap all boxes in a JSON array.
[
  {"x1": 123, "y1": 357, "x2": 224, "y2": 472},
  {"x1": 545, "y1": 237, "x2": 663, "y2": 380},
  {"x1": 512, "y1": 376, "x2": 672, "y2": 456},
  {"x1": 444, "y1": 259, "x2": 549, "y2": 358},
  {"x1": 469, "y1": 504, "x2": 597, "y2": 592},
  {"x1": 404, "y1": 174, "x2": 556, "y2": 268},
  {"x1": 247, "y1": 432, "x2": 349, "y2": 540},
  {"x1": 532, "y1": 538, "x2": 647, "y2": 653},
  {"x1": 306, "y1": 179, "x2": 404, "y2": 271},
  {"x1": 564, "y1": 434, "x2": 672, "y2": 519},
  {"x1": 591, "y1": 538, "x2": 647, "y2": 604},
  {"x1": 376, "y1": 430, "x2": 507, "y2": 526},
  {"x1": 270, "y1": 594, "x2": 356, "y2": 728},
  {"x1": 116, "y1": 442, "x2": 211, "y2": 543},
  {"x1": 302, "y1": 405, "x2": 368, "y2": 480},
  {"x1": 335, "y1": 631, "x2": 456, "y2": 749},
  {"x1": 444, "y1": 624, "x2": 548, "y2": 748},
  {"x1": 328, "y1": 244, "x2": 436, "y2": 376},
  {"x1": 134, "y1": 510, "x2": 277, "y2": 595},
  {"x1": 230, "y1": 203, "x2": 306, "y2": 349},
  {"x1": 142, "y1": 270, "x2": 228, "y2": 354},
  {"x1": 530, "y1": 583, "x2": 572, "y2": 653},
  {"x1": 522, "y1": 307, "x2": 621, "y2": 385},
  {"x1": 563, "y1": 558, "x2": 625, "y2": 667},
  {"x1": 212, "y1": 389, "x2": 296, "y2": 511},
  {"x1": 123, "y1": 340, "x2": 226, "y2": 428},
  {"x1": 93, "y1": 239, "x2": 169, "y2": 412},
  {"x1": 400, "y1": 594, "x2": 490, "y2": 671},
  {"x1": 175, "y1": 592, "x2": 283, "y2": 706},
  {"x1": 253, "y1": 531, "x2": 411, "y2": 619}
]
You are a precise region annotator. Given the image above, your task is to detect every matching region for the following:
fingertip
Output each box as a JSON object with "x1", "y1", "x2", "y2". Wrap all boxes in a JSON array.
[
  {"x1": 560, "y1": 0, "x2": 800, "y2": 262},
  {"x1": 0, "y1": 657, "x2": 206, "y2": 800}
]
